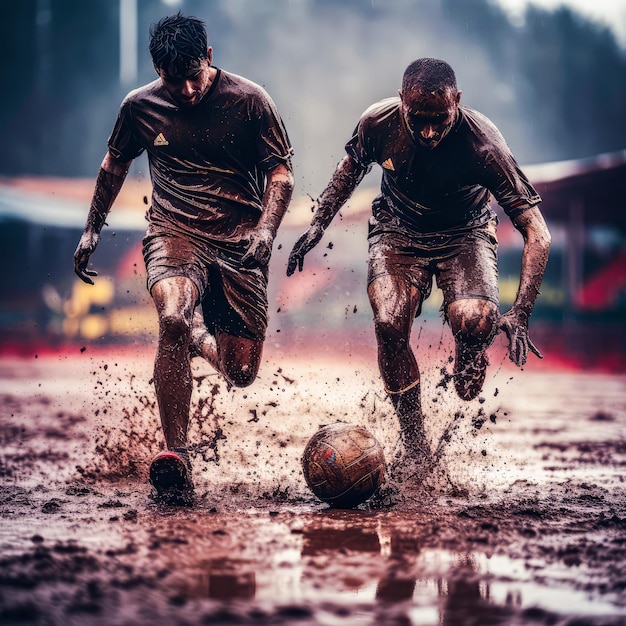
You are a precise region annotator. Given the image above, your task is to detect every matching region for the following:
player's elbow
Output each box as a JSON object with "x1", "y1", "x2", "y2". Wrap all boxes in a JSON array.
[
  {"x1": 284, "y1": 168, "x2": 295, "y2": 189},
  {"x1": 342, "y1": 155, "x2": 370, "y2": 180},
  {"x1": 101, "y1": 151, "x2": 131, "y2": 177},
  {"x1": 269, "y1": 163, "x2": 295, "y2": 189}
]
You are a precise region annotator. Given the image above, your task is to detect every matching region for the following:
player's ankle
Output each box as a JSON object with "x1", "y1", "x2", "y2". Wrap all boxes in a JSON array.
[{"x1": 171, "y1": 446, "x2": 191, "y2": 468}]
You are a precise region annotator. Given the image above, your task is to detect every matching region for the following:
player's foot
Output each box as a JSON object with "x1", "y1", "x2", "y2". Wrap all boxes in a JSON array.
[
  {"x1": 454, "y1": 343, "x2": 489, "y2": 401},
  {"x1": 403, "y1": 430, "x2": 432, "y2": 463},
  {"x1": 149, "y1": 450, "x2": 194, "y2": 506}
]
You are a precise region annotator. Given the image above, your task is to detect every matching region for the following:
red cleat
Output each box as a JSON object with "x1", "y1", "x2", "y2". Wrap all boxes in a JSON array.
[{"x1": 149, "y1": 450, "x2": 194, "y2": 506}]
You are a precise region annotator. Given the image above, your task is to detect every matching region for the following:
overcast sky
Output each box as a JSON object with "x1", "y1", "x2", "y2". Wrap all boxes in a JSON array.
[{"x1": 494, "y1": 0, "x2": 626, "y2": 45}]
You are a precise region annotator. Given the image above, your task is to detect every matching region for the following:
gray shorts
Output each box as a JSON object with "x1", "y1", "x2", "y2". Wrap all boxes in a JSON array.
[
  {"x1": 142, "y1": 209, "x2": 268, "y2": 340},
  {"x1": 367, "y1": 219, "x2": 500, "y2": 316}
]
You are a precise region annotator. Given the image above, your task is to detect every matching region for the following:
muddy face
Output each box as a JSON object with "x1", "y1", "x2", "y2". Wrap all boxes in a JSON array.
[
  {"x1": 156, "y1": 57, "x2": 214, "y2": 108},
  {"x1": 400, "y1": 86, "x2": 460, "y2": 149}
]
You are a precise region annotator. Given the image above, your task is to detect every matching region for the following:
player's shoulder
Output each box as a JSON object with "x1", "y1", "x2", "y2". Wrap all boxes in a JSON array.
[
  {"x1": 120, "y1": 79, "x2": 164, "y2": 107},
  {"x1": 459, "y1": 105, "x2": 508, "y2": 149},
  {"x1": 218, "y1": 69, "x2": 274, "y2": 103},
  {"x1": 360, "y1": 96, "x2": 400, "y2": 122}
]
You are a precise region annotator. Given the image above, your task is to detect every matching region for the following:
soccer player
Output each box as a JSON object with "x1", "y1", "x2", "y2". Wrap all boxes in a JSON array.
[
  {"x1": 287, "y1": 58, "x2": 550, "y2": 463},
  {"x1": 74, "y1": 13, "x2": 294, "y2": 504}
]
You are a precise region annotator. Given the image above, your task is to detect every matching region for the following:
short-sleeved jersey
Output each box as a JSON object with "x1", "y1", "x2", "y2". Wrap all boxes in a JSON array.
[
  {"x1": 345, "y1": 97, "x2": 540, "y2": 237},
  {"x1": 108, "y1": 68, "x2": 293, "y2": 241}
]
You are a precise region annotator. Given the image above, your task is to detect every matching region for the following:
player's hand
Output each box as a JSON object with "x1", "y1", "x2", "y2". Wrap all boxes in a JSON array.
[
  {"x1": 73, "y1": 231, "x2": 100, "y2": 285},
  {"x1": 498, "y1": 307, "x2": 543, "y2": 367},
  {"x1": 242, "y1": 227, "x2": 273, "y2": 268},
  {"x1": 286, "y1": 225, "x2": 324, "y2": 276}
]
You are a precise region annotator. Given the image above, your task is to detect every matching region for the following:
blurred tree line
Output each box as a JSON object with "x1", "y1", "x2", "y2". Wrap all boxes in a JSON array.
[{"x1": 1, "y1": 0, "x2": 625, "y2": 194}]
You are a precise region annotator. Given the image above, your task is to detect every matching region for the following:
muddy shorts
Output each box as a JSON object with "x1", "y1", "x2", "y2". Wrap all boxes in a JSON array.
[
  {"x1": 142, "y1": 210, "x2": 268, "y2": 340},
  {"x1": 367, "y1": 219, "x2": 500, "y2": 316}
]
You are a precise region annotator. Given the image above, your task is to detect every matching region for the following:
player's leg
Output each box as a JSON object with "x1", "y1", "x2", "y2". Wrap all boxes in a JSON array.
[
  {"x1": 367, "y1": 273, "x2": 429, "y2": 458},
  {"x1": 447, "y1": 298, "x2": 499, "y2": 400},
  {"x1": 151, "y1": 275, "x2": 197, "y2": 447},
  {"x1": 368, "y1": 273, "x2": 421, "y2": 392},
  {"x1": 214, "y1": 332, "x2": 264, "y2": 388},
  {"x1": 191, "y1": 251, "x2": 268, "y2": 386},
  {"x1": 438, "y1": 222, "x2": 500, "y2": 401},
  {"x1": 142, "y1": 216, "x2": 223, "y2": 504},
  {"x1": 149, "y1": 275, "x2": 197, "y2": 504},
  {"x1": 190, "y1": 305, "x2": 220, "y2": 370},
  {"x1": 189, "y1": 308, "x2": 263, "y2": 387}
]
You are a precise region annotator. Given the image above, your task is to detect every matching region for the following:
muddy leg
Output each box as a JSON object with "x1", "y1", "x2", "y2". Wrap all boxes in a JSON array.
[
  {"x1": 190, "y1": 306, "x2": 220, "y2": 370},
  {"x1": 448, "y1": 298, "x2": 499, "y2": 401},
  {"x1": 190, "y1": 309, "x2": 263, "y2": 388},
  {"x1": 151, "y1": 277, "x2": 197, "y2": 450},
  {"x1": 387, "y1": 380, "x2": 430, "y2": 460},
  {"x1": 368, "y1": 274, "x2": 430, "y2": 459}
]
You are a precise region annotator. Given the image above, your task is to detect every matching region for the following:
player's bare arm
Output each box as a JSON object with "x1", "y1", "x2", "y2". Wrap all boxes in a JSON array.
[
  {"x1": 286, "y1": 155, "x2": 369, "y2": 276},
  {"x1": 73, "y1": 151, "x2": 131, "y2": 284},
  {"x1": 499, "y1": 206, "x2": 552, "y2": 366},
  {"x1": 242, "y1": 163, "x2": 294, "y2": 268}
]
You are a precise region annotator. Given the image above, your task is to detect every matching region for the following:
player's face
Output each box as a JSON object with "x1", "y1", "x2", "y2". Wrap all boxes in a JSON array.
[
  {"x1": 400, "y1": 87, "x2": 461, "y2": 149},
  {"x1": 157, "y1": 56, "x2": 212, "y2": 108}
]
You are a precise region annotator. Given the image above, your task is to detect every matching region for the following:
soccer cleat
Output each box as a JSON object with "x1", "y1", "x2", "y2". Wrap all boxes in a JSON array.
[
  {"x1": 149, "y1": 450, "x2": 194, "y2": 506},
  {"x1": 454, "y1": 343, "x2": 489, "y2": 401}
]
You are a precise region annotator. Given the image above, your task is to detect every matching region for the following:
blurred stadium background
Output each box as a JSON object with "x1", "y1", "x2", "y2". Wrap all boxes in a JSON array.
[{"x1": 1, "y1": 0, "x2": 625, "y2": 370}]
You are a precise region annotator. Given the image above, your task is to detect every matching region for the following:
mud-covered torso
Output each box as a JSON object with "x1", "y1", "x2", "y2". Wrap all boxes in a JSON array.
[
  {"x1": 345, "y1": 99, "x2": 540, "y2": 237},
  {"x1": 108, "y1": 69, "x2": 293, "y2": 241}
]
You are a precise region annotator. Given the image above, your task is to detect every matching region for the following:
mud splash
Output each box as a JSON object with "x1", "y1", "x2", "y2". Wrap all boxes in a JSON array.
[{"x1": 1, "y1": 346, "x2": 625, "y2": 625}]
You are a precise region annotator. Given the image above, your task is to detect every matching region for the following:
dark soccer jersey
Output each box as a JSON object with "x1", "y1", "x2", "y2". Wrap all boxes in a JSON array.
[
  {"x1": 108, "y1": 69, "x2": 293, "y2": 241},
  {"x1": 345, "y1": 98, "x2": 541, "y2": 236}
]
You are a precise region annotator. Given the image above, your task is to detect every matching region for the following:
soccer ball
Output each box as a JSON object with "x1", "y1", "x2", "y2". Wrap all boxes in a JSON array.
[{"x1": 301, "y1": 423, "x2": 386, "y2": 508}]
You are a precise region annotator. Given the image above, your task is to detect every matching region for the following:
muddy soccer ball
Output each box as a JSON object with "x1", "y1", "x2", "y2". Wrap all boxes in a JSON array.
[{"x1": 301, "y1": 423, "x2": 386, "y2": 508}]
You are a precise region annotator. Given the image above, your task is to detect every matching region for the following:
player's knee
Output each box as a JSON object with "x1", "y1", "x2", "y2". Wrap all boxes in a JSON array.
[{"x1": 448, "y1": 300, "x2": 498, "y2": 345}]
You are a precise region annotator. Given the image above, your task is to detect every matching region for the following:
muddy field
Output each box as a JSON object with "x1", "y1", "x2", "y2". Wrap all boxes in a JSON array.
[{"x1": 1, "y1": 334, "x2": 626, "y2": 625}]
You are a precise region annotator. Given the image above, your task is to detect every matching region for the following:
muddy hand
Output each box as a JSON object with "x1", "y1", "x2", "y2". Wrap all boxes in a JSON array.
[
  {"x1": 242, "y1": 228, "x2": 273, "y2": 269},
  {"x1": 73, "y1": 231, "x2": 100, "y2": 285},
  {"x1": 286, "y1": 226, "x2": 324, "y2": 276},
  {"x1": 498, "y1": 307, "x2": 543, "y2": 367}
]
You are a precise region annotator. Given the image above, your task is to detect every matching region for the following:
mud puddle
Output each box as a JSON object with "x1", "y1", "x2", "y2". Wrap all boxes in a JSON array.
[{"x1": 1, "y1": 348, "x2": 626, "y2": 625}]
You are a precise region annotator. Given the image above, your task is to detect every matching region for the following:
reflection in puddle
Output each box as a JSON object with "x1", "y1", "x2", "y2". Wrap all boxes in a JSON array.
[
  {"x1": 171, "y1": 512, "x2": 620, "y2": 623},
  {"x1": 200, "y1": 560, "x2": 257, "y2": 601},
  {"x1": 301, "y1": 525, "x2": 381, "y2": 555},
  {"x1": 174, "y1": 559, "x2": 257, "y2": 602}
]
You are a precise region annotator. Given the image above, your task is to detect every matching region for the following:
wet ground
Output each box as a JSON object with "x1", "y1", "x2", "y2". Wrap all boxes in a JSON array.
[{"x1": 1, "y1": 337, "x2": 626, "y2": 625}]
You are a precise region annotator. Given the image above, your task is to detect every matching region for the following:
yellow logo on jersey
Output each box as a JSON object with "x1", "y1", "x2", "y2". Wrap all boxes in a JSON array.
[
  {"x1": 382, "y1": 158, "x2": 395, "y2": 171},
  {"x1": 154, "y1": 133, "x2": 169, "y2": 146}
]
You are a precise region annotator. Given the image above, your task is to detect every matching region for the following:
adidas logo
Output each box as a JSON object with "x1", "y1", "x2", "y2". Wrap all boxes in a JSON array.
[
  {"x1": 154, "y1": 133, "x2": 169, "y2": 146},
  {"x1": 382, "y1": 158, "x2": 395, "y2": 171}
]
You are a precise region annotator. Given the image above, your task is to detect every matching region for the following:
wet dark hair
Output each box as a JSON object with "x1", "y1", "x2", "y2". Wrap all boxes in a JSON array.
[
  {"x1": 402, "y1": 58, "x2": 457, "y2": 95},
  {"x1": 149, "y1": 12, "x2": 208, "y2": 76}
]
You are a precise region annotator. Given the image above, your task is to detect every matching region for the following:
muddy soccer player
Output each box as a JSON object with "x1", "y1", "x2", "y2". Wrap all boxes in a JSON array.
[
  {"x1": 74, "y1": 13, "x2": 294, "y2": 505},
  {"x1": 287, "y1": 58, "x2": 550, "y2": 464}
]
